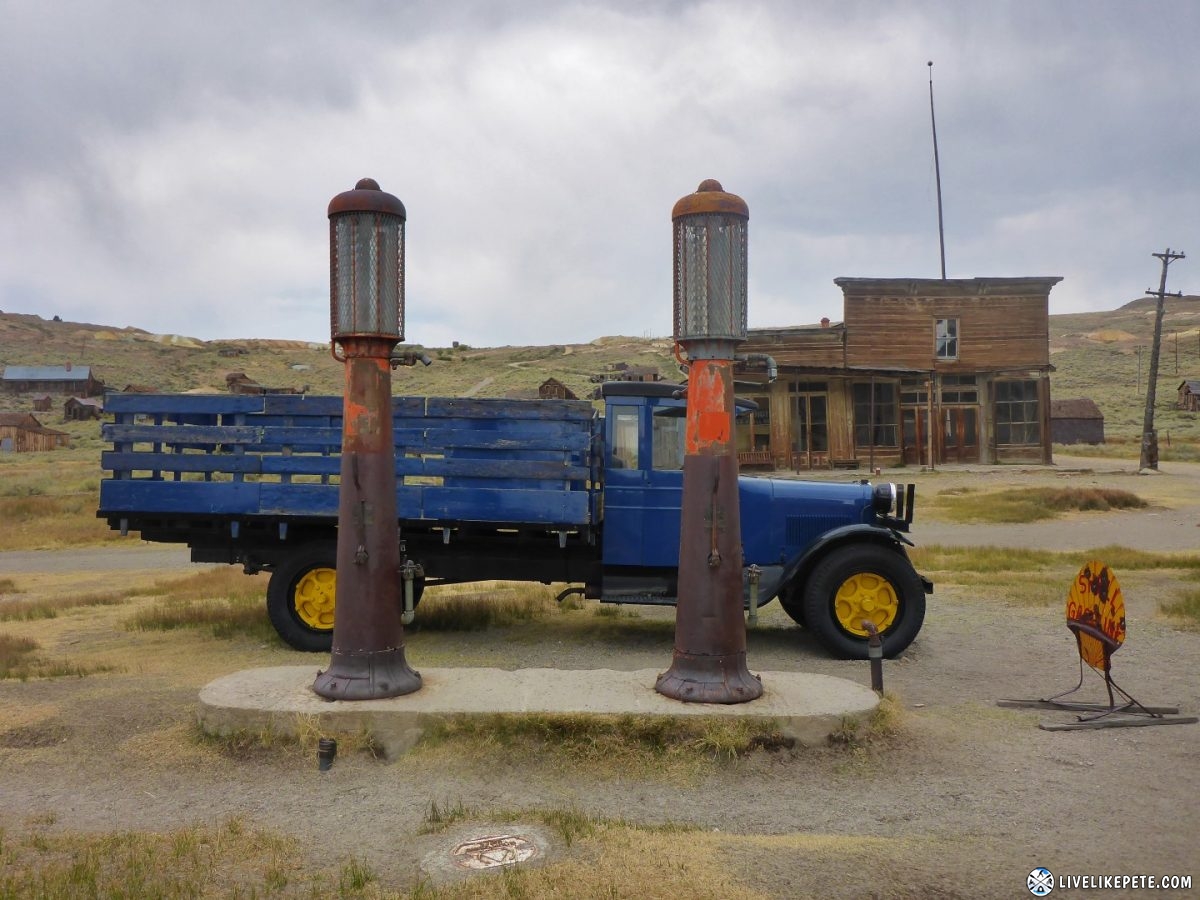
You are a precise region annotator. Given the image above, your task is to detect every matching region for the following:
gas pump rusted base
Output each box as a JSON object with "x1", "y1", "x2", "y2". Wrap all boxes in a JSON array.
[
  {"x1": 313, "y1": 647, "x2": 421, "y2": 700},
  {"x1": 655, "y1": 362, "x2": 762, "y2": 704},
  {"x1": 313, "y1": 341, "x2": 421, "y2": 701}
]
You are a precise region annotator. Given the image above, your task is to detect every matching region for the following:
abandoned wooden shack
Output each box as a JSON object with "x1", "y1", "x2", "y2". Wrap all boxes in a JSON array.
[
  {"x1": 31, "y1": 394, "x2": 52, "y2": 412},
  {"x1": 1050, "y1": 398, "x2": 1105, "y2": 444},
  {"x1": 590, "y1": 365, "x2": 662, "y2": 384},
  {"x1": 1177, "y1": 380, "x2": 1200, "y2": 412},
  {"x1": 64, "y1": 396, "x2": 104, "y2": 421},
  {"x1": 2, "y1": 363, "x2": 104, "y2": 397},
  {"x1": 225, "y1": 372, "x2": 303, "y2": 395},
  {"x1": 735, "y1": 276, "x2": 1062, "y2": 469},
  {"x1": 0, "y1": 412, "x2": 70, "y2": 451},
  {"x1": 538, "y1": 378, "x2": 577, "y2": 400}
]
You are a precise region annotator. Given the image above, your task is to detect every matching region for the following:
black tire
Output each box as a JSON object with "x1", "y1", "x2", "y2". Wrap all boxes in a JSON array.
[
  {"x1": 801, "y1": 544, "x2": 925, "y2": 660},
  {"x1": 779, "y1": 580, "x2": 808, "y2": 628},
  {"x1": 265, "y1": 544, "x2": 424, "y2": 652}
]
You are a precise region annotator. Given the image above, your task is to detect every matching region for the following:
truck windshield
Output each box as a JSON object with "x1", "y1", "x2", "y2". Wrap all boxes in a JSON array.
[{"x1": 652, "y1": 409, "x2": 686, "y2": 471}]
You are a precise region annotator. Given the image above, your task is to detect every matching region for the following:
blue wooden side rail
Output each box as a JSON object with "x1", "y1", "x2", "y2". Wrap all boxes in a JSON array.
[{"x1": 99, "y1": 393, "x2": 600, "y2": 528}]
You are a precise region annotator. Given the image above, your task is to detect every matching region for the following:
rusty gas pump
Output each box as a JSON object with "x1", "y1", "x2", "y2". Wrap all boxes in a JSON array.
[
  {"x1": 655, "y1": 180, "x2": 763, "y2": 704},
  {"x1": 312, "y1": 178, "x2": 422, "y2": 701}
]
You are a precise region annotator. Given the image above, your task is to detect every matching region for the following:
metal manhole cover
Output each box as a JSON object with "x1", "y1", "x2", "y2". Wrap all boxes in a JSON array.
[{"x1": 451, "y1": 833, "x2": 540, "y2": 870}]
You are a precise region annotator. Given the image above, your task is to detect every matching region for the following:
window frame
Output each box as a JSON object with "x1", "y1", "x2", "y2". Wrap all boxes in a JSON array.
[
  {"x1": 935, "y1": 318, "x2": 959, "y2": 361},
  {"x1": 993, "y1": 379, "x2": 1041, "y2": 446},
  {"x1": 852, "y1": 381, "x2": 899, "y2": 448}
]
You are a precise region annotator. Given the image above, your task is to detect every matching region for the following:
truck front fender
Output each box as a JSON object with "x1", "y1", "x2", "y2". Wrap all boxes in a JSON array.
[{"x1": 777, "y1": 524, "x2": 926, "y2": 601}]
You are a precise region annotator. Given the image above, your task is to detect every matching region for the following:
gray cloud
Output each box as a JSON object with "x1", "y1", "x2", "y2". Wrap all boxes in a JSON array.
[{"x1": 1, "y1": 1, "x2": 1196, "y2": 346}]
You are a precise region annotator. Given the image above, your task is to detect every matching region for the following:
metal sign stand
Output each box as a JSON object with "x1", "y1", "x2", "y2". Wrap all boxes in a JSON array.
[{"x1": 999, "y1": 560, "x2": 1197, "y2": 731}]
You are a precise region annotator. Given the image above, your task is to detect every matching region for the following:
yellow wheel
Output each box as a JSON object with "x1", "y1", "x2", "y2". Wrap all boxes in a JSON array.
[
  {"x1": 802, "y1": 544, "x2": 926, "y2": 659},
  {"x1": 293, "y1": 566, "x2": 337, "y2": 630},
  {"x1": 833, "y1": 571, "x2": 899, "y2": 637},
  {"x1": 266, "y1": 544, "x2": 426, "y2": 652},
  {"x1": 267, "y1": 544, "x2": 338, "y2": 651}
]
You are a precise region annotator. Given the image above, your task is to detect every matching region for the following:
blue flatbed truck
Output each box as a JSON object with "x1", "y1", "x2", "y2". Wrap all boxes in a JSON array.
[{"x1": 97, "y1": 381, "x2": 930, "y2": 659}]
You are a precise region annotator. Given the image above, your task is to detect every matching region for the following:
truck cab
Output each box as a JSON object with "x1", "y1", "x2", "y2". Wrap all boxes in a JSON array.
[{"x1": 597, "y1": 381, "x2": 929, "y2": 658}]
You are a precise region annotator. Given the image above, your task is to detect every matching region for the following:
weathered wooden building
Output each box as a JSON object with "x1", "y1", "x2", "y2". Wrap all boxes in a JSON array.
[
  {"x1": 736, "y1": 276, "x2": 1061, "y2": 468},
  {"x1": 0, "y1": 413, "x2": 70, "y2": 451},
  {"x1": 1050, "y1": 398, "x2": 1105, "y2": 445},
  {"x1": 64, "y1": 397, "x2": 104, "y2": 421},
  {"x1": 2, "y1": 364, "x2": 104, "y2": 397},
  {"x1": 538, "y1": 378, "x2": 577, "y2": 400},
  {"x1": 1177, "y1": 380, "x2": 1200, "y2": 412}
]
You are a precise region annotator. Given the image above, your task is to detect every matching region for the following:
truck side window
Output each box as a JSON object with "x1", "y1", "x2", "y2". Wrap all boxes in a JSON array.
[
  {"x1": 611, "y1": 408, "x2": 639, "y2": 469},
  {"x1": 652, "y1": 410, "x2": 686, "y2": 471}
]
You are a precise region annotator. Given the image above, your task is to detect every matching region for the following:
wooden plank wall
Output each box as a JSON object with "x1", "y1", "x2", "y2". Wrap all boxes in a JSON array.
[
  {"x1": 843, "y1": 294, "x2": 1050, "y2": 371},
  {"x1": 742, "y1": 326, "x2": 845, "y2": 368}
]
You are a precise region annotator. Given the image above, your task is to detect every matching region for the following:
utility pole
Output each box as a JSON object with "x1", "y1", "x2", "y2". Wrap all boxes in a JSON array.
[
  {"x1": 928, "y1": 61, "x2": 947, "y2": 280},
  {"x1": 1140, "y1": 248, "x2": 1186, "y2": 471}
]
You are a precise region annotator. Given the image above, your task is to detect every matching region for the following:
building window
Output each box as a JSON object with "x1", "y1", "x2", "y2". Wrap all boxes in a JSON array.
[
  {"x1": 791, "y1": 394, "x2": 829, "y2": 453},
  {"x1": 853, "y1": 382, "x2": 898, "y2": 447},
  {"x1": 901, "y1": 377, "x2": 929, "y2": 406},
  {"x1": 935, "y1": 318, "x2": 958, "y2": 360},
  {"x1": 746, "y1": 394, "x2": 771, "y2": 451},
  {"x1": 940, "y1": 374, "x2": 978, "y2": 404},
  {"x1": 995, "y1": 380, "x2": 1041, "y2": 445}
]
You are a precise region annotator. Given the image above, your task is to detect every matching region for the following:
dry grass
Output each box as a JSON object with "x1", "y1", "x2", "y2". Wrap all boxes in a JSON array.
[
  {"x1": 0, "y1": 446, "x2": 116, "y2": 550},
  {"x1": 0, "y1": 633, "x2": 118, "y2": 681},
  {"x1": 1161, "y1": 580, "x2": 1200, "y2": 630},
  {"x1": 413, "y1": 712, "x2": 796, "y2": 782},
  {"x1": 124, "y1": 569, "x2": 275, "y2": 642},
  {"x1": 411, "y1": 582, "x2": 561, "y2": 632},
  {"x1": 911, "y1": 545, "x2": 1200, "y2": 612},
  {"x1": 2, "y1": 809, "x2": 913, "y2": 899},
  {"x1": 0, "y1": 816, "x2": 349, "y2": 899},
  {"x1": 911, "y1": 544, "x2": 1200, "y2": 575},
  {"x1": 930, "y1": 486, "x2": 1147, "y2": 524},
  {"x1": 191, "y1": 715, "x2": 385, "y2": 763},
  {"x1": 0, "y1": 586, "x2": 132, "y2": 622}
]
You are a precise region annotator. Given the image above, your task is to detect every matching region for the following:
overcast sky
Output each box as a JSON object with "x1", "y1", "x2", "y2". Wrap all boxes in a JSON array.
[{"x1": 1, "y1": 1, "x2": 1196, "y2": 348}]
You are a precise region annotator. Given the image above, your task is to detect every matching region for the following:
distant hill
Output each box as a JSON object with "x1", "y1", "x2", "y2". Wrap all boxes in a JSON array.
[
  {"x1": 5, "y1": 296, "x2": 1200, "y2": 443},
  {"x1": 0, "y1": 311, "x2": 676, "y2": 402}
]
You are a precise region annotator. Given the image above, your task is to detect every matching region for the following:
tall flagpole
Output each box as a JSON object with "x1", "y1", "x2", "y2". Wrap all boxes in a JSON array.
[{"x1": 928, "y1": 60, "x2": 946, "y2": 280}]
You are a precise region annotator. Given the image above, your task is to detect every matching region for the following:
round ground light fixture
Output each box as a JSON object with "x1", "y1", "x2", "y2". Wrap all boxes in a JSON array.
[{"x1": 450, "y1": 833, "x2": 541, "y2": 870}]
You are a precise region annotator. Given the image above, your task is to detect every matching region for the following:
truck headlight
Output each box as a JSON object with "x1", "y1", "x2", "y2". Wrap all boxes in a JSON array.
[{"x1": 872, "y1": 482, "x2": 898, "y2": 516}]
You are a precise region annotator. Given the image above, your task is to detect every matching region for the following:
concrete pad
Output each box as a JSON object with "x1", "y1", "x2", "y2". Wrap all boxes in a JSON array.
[{"x1": 198, "y1": 666, "x2": 880, "y2": 758}]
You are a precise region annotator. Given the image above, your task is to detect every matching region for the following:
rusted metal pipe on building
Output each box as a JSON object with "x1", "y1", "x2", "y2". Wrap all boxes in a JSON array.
[
  {"x1": 313, "y1": 178, "x2": 421, "y2": 701},
  {"x1": 655, "y1": 180, "x2": 762, "y2": 704}
]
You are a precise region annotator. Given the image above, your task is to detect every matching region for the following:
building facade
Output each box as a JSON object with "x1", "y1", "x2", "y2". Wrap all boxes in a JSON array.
[
  {"x1": 736, "y1": 276, "x2": 1061, "y2": 468},
  {"x1": 1050, "y1": 398, "x2": 1105, "y2": 445},
  {"x1": 0, "y1": 413, "x2": 70, "y2": 451},
  {"x1": 2, "y1": 364, "x2": 104, "y2": 397}
]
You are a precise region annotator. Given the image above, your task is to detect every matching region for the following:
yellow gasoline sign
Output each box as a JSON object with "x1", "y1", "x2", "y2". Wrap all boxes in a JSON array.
[{"x1": 1066, "y1": 561, "x2": 1126, "y2": 669}]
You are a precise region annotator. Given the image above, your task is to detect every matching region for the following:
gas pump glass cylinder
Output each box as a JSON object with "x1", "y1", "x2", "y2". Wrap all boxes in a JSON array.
[
  {"x1": 329, "y1": 178, "x2": 405, "y2": 342},
  {"x1": 672, "y1": 179, "x2": 748, "y2": 349}
]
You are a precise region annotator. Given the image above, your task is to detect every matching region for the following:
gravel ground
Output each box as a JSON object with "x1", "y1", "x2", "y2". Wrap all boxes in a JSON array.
[{"x1": 1, "y1": 457, "x2": 1198, "y2": 898}]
